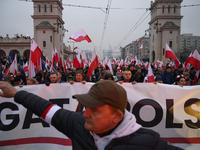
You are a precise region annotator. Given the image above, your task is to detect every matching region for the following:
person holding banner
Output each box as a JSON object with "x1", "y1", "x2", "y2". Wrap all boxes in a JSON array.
[
  {"x1": 175, "y1": 75, "x2": 186, "y2": 87},
  {"x1": 0, "y1": 80, "x2": 183, "y2": 150}
]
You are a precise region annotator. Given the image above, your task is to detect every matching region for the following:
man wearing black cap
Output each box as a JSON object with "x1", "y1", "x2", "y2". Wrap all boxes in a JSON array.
[
  {"x1": 174, "y1": 64, "x2": 184, "y2": 79},
  {"x1": 0, "y1": 80, "x2": 183, "y2": 150},
  {"x1": 160, "y1": 65, "x2": 174, "y2": 84}
]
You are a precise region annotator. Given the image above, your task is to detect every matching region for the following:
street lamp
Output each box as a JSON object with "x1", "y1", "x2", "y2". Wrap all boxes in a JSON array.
[{"x1": 67, "y1": 41, "x2": 75, "y2": 59}]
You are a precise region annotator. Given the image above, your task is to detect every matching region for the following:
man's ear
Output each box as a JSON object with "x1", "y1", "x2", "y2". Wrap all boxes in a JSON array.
[{"x1": 113, "y1": 110, "x2": 123, "y2": 124}]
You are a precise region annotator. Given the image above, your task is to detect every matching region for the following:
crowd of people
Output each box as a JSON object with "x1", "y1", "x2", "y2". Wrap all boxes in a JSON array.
[{"x1": 1, "y1": 63, "x2": 199, "y2": 87}]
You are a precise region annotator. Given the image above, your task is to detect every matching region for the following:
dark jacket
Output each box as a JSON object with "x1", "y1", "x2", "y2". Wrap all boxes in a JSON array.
[
  {"x1": 160, "y1": 70, "x2": 174, "y2": 84},
  {"x1": 14, "y1": 91, "x2": 183, "y2": 150}
]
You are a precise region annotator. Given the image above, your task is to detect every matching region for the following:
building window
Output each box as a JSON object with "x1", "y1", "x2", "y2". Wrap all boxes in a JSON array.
[
  {"x1": 43, "y1": 41, "x2": 46, "y2": 47},
  {"x1": 168, "y1": 5, "x2": 170, "y2": 13},
  {"x1": 169, "y1": 41, "x2": 172, "y2": 48},
  {"x1": 51, "y1": 5, "x2": 53, "y2": 12},
  {"x1": 45, "y1": 5, "x2": 47, "y2": 12},
  {"x1": 162, "y1": 6, "x2": 165, "y2": 13},
  {"x1": 153, "y1": 35, "x2": 154, "y2": 43},
  {"x1": 50, "y1": 36, "x2": 52, "y2": 42},
  {"x1": 174, "y1": 5, "x2": 177, "y2": 13}
]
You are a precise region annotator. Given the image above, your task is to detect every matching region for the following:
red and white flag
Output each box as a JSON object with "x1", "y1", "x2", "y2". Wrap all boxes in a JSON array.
[
  {"x1": 140, "y1": 44, "x2": 143, "y2": 50},
  {"x1": 87, "y1": 49, "x2": 98, "y2": 78},
  {"x1": 193, "y1": 70, "x2": 199, "y2": 85},
  {"x1": 137, "y1": 39, "x2": 140, "y2": 43},
  {"x1": 73, "y1": 47, "x2": 78, "y2": 50},
  {"x1": 73, "y1": 53, "x2": 81, "y2": 68},
  {"x1": 145, "y1": 62, "x2": 149, "y2": 69},
  {"x1": 106, "y1": 59, "x2": 113, "y2": 75},
  {"x1": 81, "y1": 50, "x2": 88, "y2": 68},
  {"x1": 147, "y1": 63, "x2": 155, "y2": 83},
  {"x1": 130, "y1": 54, "x2": 135, "y2": 59},
  {"x1": 165, "y1": 43, "x2": 180, "y2": 69},
  {"x1": 59, "y1": 51, "x2": 64, "y2": 68},
  {"x1": 54, "y1": 47, "x2": 59, "y2": 67},
  {"x1": 184, "y1": 52, "x2": 192, "y2": 72},
  {"x1": 113, "y1": 57, "x2": 117, "y2": 65},
  {"x1": 69, "y1": 29, "x2": 92, "y2": 43},
  {"x1": 119, "y1": 59, "x2": 124, "y2": 68},
  {"x1": 23, "y1": 62, "x2": 29, "y2": 77},
  {"x1": 5, "y1": 54, "x2": 17, "y2": 75},
  {"x1": 188, "y1": 50, "x2": 200, "y2": 70},
  {"x1": 30, "y1": 40, "x2": 43, "y2": 67}
]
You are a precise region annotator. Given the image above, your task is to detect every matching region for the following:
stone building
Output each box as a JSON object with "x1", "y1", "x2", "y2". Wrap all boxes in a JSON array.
[
  {"x1": 0, "y1": 0, "x2": 72, "y2": 63},
  {"x1": 0, "y1": 34, "x2": 31, "y2": 63},
  {"x1": 149, "y1": 0, "x2": 183, "y2": 63}
]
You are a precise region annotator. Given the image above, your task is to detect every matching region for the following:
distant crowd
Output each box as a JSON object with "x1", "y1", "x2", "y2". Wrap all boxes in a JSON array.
[{"x1": 1, "y1": 63, "x2": 200, "y2": 87}]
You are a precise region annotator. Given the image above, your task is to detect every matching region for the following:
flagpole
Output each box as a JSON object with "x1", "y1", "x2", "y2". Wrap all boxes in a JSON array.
[{"x1": 91, "y1": 42, "x2": 102, "y2": 60}]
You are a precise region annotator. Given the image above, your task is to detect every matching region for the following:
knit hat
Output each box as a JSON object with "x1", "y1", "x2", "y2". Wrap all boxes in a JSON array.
[
  {"x1": 117, "y1": 69, "x2": 123, "y2": 74},
  {"x1": 72, "y1": 80, "x2": 127, "y2": 111},
  {"x1": 75, "y1": 70, "x2": 84, "y2": 76},
  {"x1": 166, "y1": 65, "x2": 172, "y2": 69}
]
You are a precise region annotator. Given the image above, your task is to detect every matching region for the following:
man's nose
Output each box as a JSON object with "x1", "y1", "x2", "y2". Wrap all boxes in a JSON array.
[{"x1": 83, "y1": 107, "x2": 91, "y2": 118}]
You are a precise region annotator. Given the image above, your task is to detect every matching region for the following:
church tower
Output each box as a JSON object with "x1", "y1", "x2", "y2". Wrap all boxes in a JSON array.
[
  {"x1": 149, "y1": 0, "x2": 183, "y2": 64},
  {"x1": 32, "y1": 0, "x2": 64, "y2": 60}
]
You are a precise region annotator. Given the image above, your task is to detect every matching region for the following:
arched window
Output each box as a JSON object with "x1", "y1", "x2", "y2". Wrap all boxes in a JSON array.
[
  {"x1": 162, "y1": 5, "x2": 165, "y2": 13},
  {"x1": 174, "y1": 5, "x2": 177, "y2": 13},
  {"x1": 39, "y1": 5, "x2": 41, "y2": 12},
  {"x1": 169, "y1": 41, "x2": 173, "y2": 48},
  {"x1": 168, "y1": 5, "x2": 170, "y2": 13},
  {"x1": 51, "y1": 5, "x2": 53, "y2": 12},
  {"x1": 45, "y1": 5, "x2": 47, "y2": 12}
]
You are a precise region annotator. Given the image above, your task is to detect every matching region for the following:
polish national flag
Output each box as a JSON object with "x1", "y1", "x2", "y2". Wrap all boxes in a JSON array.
[
  {"x1": 193, "y1": 70, "x2": 199, "y2": 85},
  {"x1": 165, "y1": 43, "x2": 180, "y2": 69},
  {"x1": 73, "y1": 47, "x2": 78, "y2": 50},
  {"x1": 81, "y1": 50, "x2": 88, "y2": 68},
  {"x1": 147, "y1": 63, "x2": 155, "y2": 83},
  {"x1": 73, "y1": 53, "x2": 81, "y2": 68},
  {"x1": 145, "y1": 62, "x2": 149, "y2": 69},
  {"x1": 23, "y1": 62, "x2": 29, "y2": 72},
  {"x1": 113, "y1": 57, "x2": 117, "y2": 65},
  {"x1": 30, "y1": 40, "x2": 43, "y2": 67},
  {"x1": 188, "y1": 50, "x2": 200, "y2": 70},
  {"x1": 184, "y1": 52, "x2": 192, "y2": 72},
  {"x1": 106, "y1": 59, "x2": 113, "y2": 75},
  {"x1": 54, "y1": 47, "x2": 59, "y2": 67},
  {"x1": 130, "y1": 54, "x2": 135, "y2": 59},
  {"x1": 119, "y1": 59, "x2": 124, "y2": 68},
  {"x1": 59, "y1": 51, "x2": 63, "y2": 68},
  {"x1": 69, "y1": 29, "x2": 92, "y2": 43},
  {"x1": 140, "y1": 44, "x2": 143, "y2": 50},
  {"x1": 5, "y1": 54, "x2": 18, "y2": 75},
  {"x1": 137, "y1": 39, "x2": 140, "y2": 43},
  {"x1": 87, "y1": 49, "x2": 98, "y2": 78},
  {"x1": 51, "y1": 47, "x2": 56, "y2": 70}
]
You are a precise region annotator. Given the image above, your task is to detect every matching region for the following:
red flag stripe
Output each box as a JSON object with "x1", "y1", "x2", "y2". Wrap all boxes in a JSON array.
[{"x1": 0, "y1": 137, "x2": 72, "y2": 147}]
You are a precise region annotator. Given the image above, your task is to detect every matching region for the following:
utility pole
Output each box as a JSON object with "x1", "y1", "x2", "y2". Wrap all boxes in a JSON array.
[{"x1": 67, "y1": 41, "x2": 75, "y2": 59}]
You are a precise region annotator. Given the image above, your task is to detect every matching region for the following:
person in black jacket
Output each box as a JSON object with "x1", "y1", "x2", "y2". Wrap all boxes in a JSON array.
[{"x1": 0, "y1": 80, "x2": 183, "y2": 150}]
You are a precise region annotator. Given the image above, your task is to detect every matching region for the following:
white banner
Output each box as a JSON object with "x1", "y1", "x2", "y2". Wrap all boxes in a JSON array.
[{"x1": 0, "y1": 83, "x2": 200, "y2": 150}]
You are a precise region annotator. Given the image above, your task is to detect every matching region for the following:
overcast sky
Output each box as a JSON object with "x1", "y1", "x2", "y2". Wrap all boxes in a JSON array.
[{"x1": 0, "y1": 0, "x2": 200, "y2": 55}]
